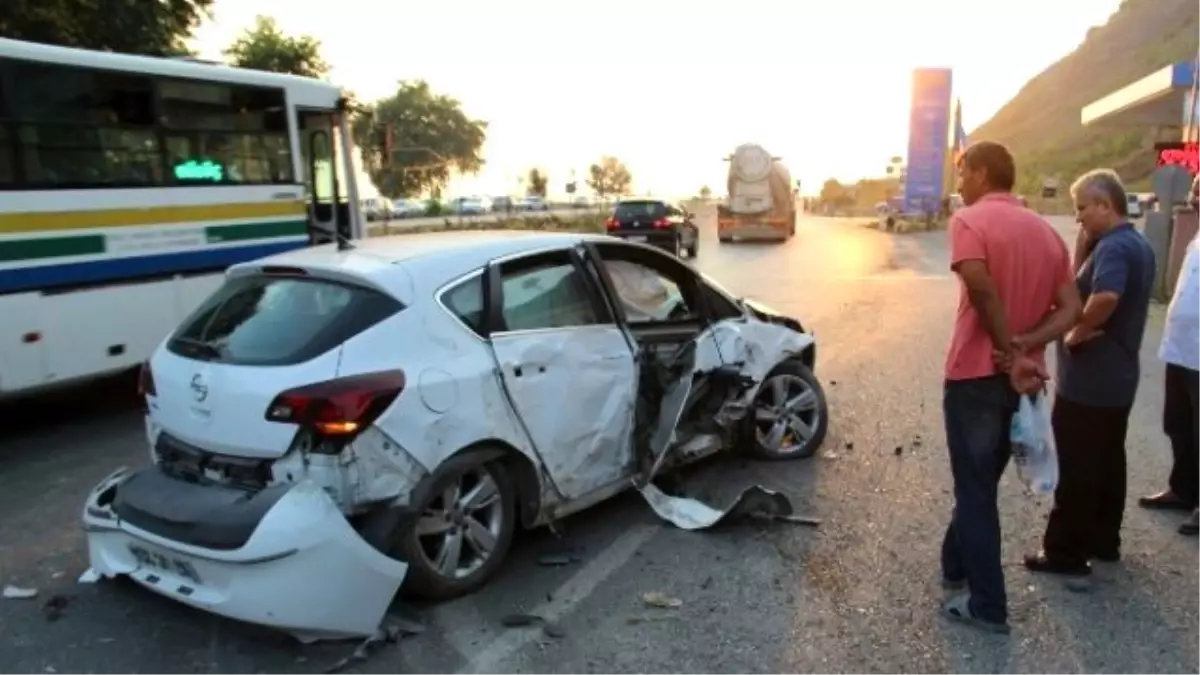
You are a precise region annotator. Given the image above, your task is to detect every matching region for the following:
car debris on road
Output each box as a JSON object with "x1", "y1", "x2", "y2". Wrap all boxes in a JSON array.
[{"x1": 78, "y1": 231, "x2": 832, "y2": 643}]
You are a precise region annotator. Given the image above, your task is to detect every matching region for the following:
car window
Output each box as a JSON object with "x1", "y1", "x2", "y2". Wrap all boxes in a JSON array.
[
  {"x1": 601, "y1": 258, "x2": 697, "y2": 323},
  {"x1": 499, "y1": 257, "x2": 601, "y2": 331},
  {"x1": 614, "y1": 201, "x2": 667, "y2": 220},
  {"x1": 168, "y1": 275, "x2": 402, "y2": 365},
  {"x1": 442, "y1": 273, "x2": 485, "y2": 335}
]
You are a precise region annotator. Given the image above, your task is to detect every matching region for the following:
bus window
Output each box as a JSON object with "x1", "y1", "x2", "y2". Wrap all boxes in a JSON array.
[{"x1": 0, "y1": 126, "x2": 13, "y2": 185}]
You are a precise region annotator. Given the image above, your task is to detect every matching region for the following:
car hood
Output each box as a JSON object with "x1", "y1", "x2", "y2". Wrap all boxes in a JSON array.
[{"x1": 741, "y1": 298, "x2": 805, "y2": 334}]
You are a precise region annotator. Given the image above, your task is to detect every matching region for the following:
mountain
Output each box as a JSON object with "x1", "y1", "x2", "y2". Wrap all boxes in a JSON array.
[{"x1": 969, "y1": 0, "x2": 1199, "y2": 195}]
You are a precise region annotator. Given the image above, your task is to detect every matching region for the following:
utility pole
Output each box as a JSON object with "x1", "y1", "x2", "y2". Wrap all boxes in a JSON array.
[{"x1": 1185, "y1": 43, "x2": 1195, "y2": 141}]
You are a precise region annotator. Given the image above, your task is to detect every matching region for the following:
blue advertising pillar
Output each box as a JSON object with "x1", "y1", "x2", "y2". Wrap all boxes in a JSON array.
[{"x1": 903, "y1": 68, "x2": 954, "y2": 215}]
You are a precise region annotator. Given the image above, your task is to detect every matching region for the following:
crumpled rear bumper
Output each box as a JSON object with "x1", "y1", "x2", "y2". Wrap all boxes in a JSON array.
[{"x1": 82, "y1": 467, "x2": 408, "y2": 643}]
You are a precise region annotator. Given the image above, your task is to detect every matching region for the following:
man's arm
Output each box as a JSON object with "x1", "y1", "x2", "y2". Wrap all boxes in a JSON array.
[
  {"x1": 1069, "y1": 240, "x2": 1127, "y2": 344},
  {"x1": 956, "y1": 259, "x2": 1013, "y2": 352},
  {"x1": 1073, "y1": 228, "x2": 1096, "y2": 275},
  {"x1": 1015, "y1": 281, "x2": 1083, "y2": 349},
  {"x1": 950, "y1": 215, "x2": 1013, "y2": 354}
]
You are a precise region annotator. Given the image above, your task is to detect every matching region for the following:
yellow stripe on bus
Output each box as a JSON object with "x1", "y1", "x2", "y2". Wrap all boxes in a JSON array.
[{"x1": 0, "y1": 201, "x2": 307, "y2": 234}]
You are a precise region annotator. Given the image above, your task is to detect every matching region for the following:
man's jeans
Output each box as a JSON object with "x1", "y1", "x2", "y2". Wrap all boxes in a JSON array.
[{"x1": 941, "y1": 375, "x2": 1018, "y2": 624}]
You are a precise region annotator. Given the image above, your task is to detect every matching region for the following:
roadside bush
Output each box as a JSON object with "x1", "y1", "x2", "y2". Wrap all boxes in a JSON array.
[{"x1": 374, "y1": 213, "x2": 607, "y2": 236}]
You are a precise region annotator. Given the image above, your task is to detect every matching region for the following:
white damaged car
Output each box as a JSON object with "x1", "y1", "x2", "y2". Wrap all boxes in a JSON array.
[{"x1": 82, "y1": 231, "x2": 828, "y2": 642}]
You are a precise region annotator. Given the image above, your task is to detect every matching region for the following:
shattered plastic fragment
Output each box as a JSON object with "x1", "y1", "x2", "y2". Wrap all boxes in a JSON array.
[
  {"x1": 3, "y1": 585, "x2": 37, "y2": 599},
  {"x1": 637, "y1": 482, "x2": 795, "y2": 530},
  {"x1": 641, "y1": 591, "x2": 683, "y2": 608},
  {"x1": 321, "y1": 615, "x2": 418, "y2": 675}
]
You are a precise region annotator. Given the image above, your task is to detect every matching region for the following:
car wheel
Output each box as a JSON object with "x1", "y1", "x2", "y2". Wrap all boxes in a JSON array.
[
  {"x1": 741, "y1": 360, "x2": 828, "y2": 461},
  {"x1": 396, "y1": 454, "x2": 517, "y2": 601}
]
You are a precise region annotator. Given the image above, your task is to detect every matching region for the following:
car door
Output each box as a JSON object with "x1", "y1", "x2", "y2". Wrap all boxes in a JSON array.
[
  {"x1": 486, "y1": 247, "x2": 639, "y2": 501},
  {"x1": 580, "y1": 241, "x2": 725, "y2": 473}
]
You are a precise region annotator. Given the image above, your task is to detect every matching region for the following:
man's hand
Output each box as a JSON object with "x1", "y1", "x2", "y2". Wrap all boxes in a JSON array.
[
  {"x1": 1008, "y1": 353, "x2": 1049, "y2": 394},
  {"x1": 1064, "y1": 325, "x2": 1103, "y2": 350},
  {"x1": 992, "y1": 334, "x2": 1033, "y2": 371}
]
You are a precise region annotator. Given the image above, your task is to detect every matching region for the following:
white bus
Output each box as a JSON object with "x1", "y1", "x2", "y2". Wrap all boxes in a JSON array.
[{"x1": 0, "y1": 38, "x2": 366, "y2": 398}]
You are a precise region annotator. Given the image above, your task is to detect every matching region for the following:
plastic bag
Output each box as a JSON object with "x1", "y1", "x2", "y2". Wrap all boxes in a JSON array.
[{"x1": 1009, "y1": 391, "x2": 1059, "y2": 495}]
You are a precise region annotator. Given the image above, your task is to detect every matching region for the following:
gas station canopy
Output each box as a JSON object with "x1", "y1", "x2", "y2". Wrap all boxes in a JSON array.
[{"x1": 1081, "y1": 60, "x2": 1198, "y2": 127}]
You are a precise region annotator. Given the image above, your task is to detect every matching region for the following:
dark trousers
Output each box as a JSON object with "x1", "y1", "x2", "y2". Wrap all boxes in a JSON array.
[
  {"x1": 1164, "y1": 363, "x2": 1200, "y2": 506},
  {"x1": 941, "y1": 375, "x2": 1018, "y2": 624},
  {"x1": 1043, "y1": 395, "x2": 1132, "y2": 564}
]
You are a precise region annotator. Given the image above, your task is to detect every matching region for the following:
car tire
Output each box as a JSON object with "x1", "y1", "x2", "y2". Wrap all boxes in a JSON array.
[
  {"x1": 394, "y1": 453, "x2": 517, "y2": 601},
  {"x1": 740, "y1": 360, "x2": 828, "y2": 461}
]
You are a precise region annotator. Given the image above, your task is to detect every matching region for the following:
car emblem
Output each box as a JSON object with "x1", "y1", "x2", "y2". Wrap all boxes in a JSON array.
[
  {"x1": 633, "y1": 220, "x2": 640, "y2": 227},
  {"x1": 190, "y1": 373, "x2": 209, "y2": 403}
]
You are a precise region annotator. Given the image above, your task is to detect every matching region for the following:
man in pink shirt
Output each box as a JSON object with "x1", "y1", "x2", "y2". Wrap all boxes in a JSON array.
[{"x1": 939, "y1": 141, "x2": 1082, "y2": 634}]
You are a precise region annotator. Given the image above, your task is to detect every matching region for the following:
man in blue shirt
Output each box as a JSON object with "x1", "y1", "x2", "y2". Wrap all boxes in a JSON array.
[{"x1": 1023, "y1": 169, "x2": 1157, "y2": 577}]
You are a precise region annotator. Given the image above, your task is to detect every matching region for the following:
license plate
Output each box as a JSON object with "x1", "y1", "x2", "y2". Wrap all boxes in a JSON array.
[
  {"x1": 128, "y1": 543, "x2": 203, "y2": 585},
  {"x1": 628, "y1": 235, "x2": 648, "y2": 242}
]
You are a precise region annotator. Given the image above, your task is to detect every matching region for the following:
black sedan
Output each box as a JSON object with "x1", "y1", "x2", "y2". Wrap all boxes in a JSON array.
[{"x1": 605, "y1": 199, "x2": 699, "y2": 258}]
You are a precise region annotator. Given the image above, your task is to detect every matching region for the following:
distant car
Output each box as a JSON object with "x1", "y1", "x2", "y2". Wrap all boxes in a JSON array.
[
  {"x1": 450, "y1": 197, "x2": 488, "y2": 215},
  {"x1": 571, "y1": 196, "x2": 591, "y2": 209},
  {"x1": 491, "y1": 196, "x2": 515, "y2": 213},
  {"x1": 1126, "y1": 193, "x2": 1143, "y2": 219},
  {"x1": 605, "y1": 199, "x2": 700, "y2": 258},
  {"x1": 361, "y1": 197, "x2": 393, "y2": 222},
  {"x1": 518, "y1": 196, "x2": 550, "y2": 212},
  {"x1": 391, "y1": 199, "x2": 427, "y2": 219}
]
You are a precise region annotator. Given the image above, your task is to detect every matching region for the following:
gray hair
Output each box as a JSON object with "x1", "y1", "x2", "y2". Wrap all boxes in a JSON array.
[{"x1": 1070, "y1": 168, "x2": 1128, "y2": 217}]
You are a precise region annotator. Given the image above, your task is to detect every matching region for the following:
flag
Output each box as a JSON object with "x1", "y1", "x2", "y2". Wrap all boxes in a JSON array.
[{"x1": 952, "y1": 99, "x2": 968, "y2": 161}]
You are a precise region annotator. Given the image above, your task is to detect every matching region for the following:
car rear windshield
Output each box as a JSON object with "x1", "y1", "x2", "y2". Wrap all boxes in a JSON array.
[
  {"x1": 167, "y1": 274, "x2": 404, "y2": 366},
  {"x1": 614, "y1": 201, "x2": 667, "y2": 219}
]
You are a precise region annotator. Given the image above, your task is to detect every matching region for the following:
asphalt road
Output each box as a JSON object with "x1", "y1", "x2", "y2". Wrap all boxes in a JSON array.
[{"x1": 0, "y1": 214, "x2": 1196, "y2": 674}]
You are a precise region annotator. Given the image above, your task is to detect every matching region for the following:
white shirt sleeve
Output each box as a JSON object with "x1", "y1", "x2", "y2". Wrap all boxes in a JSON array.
[{"x1": 1160, "y1": 235, "x2": 1200, "y2": 371}]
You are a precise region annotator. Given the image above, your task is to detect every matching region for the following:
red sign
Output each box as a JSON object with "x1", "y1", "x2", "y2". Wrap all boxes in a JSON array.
[{"x1": 1156, "y1": 142, "x2": 1199, "y2": 175}]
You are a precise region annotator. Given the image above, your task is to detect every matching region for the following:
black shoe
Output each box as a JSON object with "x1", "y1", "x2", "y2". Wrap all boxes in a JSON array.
[
  {"x1": 1138, "y1": 491, "x2": 1194, "y2": 512},
  {"x1": 1024, "y1": 551, "x2": 1091, "y2": 577}
]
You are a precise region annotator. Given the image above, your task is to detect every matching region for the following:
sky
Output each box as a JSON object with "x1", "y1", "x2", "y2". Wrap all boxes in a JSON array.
[{"x1": 191, "y1": 0, "x2": 1125, "y2": 199}]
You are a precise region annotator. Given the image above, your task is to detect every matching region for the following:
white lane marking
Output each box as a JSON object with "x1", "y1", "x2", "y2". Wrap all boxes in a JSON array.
[{"x1": 455, "y1": 523, "x2": 659, "y2": 674}]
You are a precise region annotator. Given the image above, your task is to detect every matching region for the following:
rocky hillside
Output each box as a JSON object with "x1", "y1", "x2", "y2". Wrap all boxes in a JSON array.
[{"x1": 969, "y1": 0, "x2": 1198, "y2": 195}]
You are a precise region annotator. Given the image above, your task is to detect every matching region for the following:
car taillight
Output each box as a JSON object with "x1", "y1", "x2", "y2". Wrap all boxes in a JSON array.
[
  {"x1": 653, "y1": 218, "x2": 670, "y2": 229},
  {"x1": 605, "y1": 217, "x2": 619, "y2": 231},
  {"x1": 137, "y1": 361, "x2": 156, "y2": 413},
  {"x1": 265, "y1": 369, "x2": 406, "y2": 439}
]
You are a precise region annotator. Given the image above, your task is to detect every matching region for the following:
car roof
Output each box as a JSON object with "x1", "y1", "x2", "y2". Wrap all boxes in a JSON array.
[{"x1": 231, "y1": 230, "x2": 613, "y2": 301}]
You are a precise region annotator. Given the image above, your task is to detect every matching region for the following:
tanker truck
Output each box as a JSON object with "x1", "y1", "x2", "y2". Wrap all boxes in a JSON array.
[{"x1": 717, "y1": 143, "x2": 797, "y2": 243}]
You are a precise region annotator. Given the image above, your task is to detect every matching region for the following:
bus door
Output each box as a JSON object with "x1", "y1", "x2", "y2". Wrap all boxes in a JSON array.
[{"x1": 297, "y1": 109, "x2": 362, "y2": 245}]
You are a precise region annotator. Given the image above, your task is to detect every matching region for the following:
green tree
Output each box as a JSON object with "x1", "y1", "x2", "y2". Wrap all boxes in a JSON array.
[
  {"x1": 0, "y1": 0, "x2": 213, "y2": 56},
  {"x1": 698, "y1": 185, "x2": 712, "y2": 200},
  {"x1": 526, "y1": 169, "x2": 549, "y2": 197},
  {"x1": 223, "y1": 15, "x2": 329, "y2": 78},
  {"x1": 352, "y1": 80, "x2": 488, "y2": 198},
  {"x1": 587, "y1": 156, "x2": 632, "y2": 199}
]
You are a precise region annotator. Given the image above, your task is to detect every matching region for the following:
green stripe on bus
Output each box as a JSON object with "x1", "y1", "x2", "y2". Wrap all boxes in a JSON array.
[
  {"x1": 0, "y1": 234, "x2": 106, "y2": 263},
  {"x1": 206, "y1": 220, "x2": 308, "y2": 243}
]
